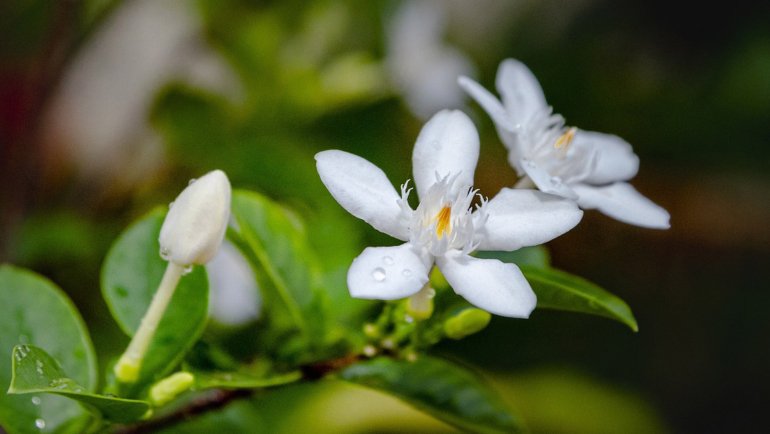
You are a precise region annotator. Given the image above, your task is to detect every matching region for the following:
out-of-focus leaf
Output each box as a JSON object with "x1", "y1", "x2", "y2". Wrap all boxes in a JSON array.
[
  {"x1": 229, "y1": 190, "x2": 326, "y2": 358},
  {"x1": 498, "y1": 369, "x2": 670, "y2": 434},
  {"x1": 338, "y1": 356, "x2": 524, "y2": 434},
  {"x1": 520, "y1": 265, "x2": 638, "y2": 331},
  {"x1": 9, "y1": 345, "x2": 150, "y2": 423},
  {"x1": 0, "y1": 265, "x2": 96, "y2": 434},
  {"x1": 193, "y1": 370, "x2": 301, "y2": 390},
  {"x1": 101, "y1": 209, "x2": 209, "y2": 386}
]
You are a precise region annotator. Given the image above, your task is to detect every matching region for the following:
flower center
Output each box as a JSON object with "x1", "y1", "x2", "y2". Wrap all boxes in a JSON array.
[
  {"x1": 398, "y1": 174, "x2": 485, "y2": 257},
  {"x1": 435, "y1": 206, "x2": 452, "y2": 239}
]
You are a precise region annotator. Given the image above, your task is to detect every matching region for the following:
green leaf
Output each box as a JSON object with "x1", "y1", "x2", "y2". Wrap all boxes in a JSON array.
[
  {"x1": 520, "y1": 266, "x2": 638, "y2": 332},
  {"x1": 475, "y1": 246, "x2": 550, "y2": 268},
  {"x1": 0, "y1": 265, "x2": 97, "y2": 434},
  {"x1": 193, "y1": 370, "x2": 302, "y2": 390},
  {"x1": 8, "y1": 345, "x2": 150, "y2": 423},
  {"x1": 338, "y1": 356, "x2": 525, "y2": 434},
  {"x1": 228, "y1": 190, "x2": 326, "y2": 354},
  {"x1": 101, "y1": 209, "x2": 210, "y2": 385}
]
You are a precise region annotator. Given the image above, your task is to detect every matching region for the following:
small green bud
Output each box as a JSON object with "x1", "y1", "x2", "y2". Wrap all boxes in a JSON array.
[
  {"x1": 363, "y1": 323, "x2": 380, "y2": 339},
  {"x1": 406, "y1": 286, "x2": 435, "y2": 321},
  {"x1": 149, "y1": 372, "x2": 195, "y2": 407},
  {"x1": 429, "y1": 267, "x2": 449, "y2": 290},
  {"x1": 444, "y1": 308, "x2": 492, "y2": 340}
]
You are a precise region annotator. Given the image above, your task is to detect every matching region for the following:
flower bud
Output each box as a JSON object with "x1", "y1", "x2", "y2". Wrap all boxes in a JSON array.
[
  {"x1": 159, "y1": 170, "x2": 231, "y2": 266},
  {"x1": 443, "y1": 308, "x2": 491, "y2": 340},
  {"x1": 406, "y1": 285, "x2": 435, "y2": 321},
  {"x1": 149, "y1": 372, "x2": 195, "y2": 406}
]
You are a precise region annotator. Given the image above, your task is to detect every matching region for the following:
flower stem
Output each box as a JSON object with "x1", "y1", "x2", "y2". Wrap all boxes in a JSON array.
[
  {"x1": 514, "y1": 175, "x2": 534, "y2": 189},
  {"x1": 114, "y1": 262, "x2": 185, "y2": 383}
]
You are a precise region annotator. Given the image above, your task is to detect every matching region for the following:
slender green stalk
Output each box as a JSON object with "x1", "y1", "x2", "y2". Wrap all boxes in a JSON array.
[{"x1": 114, "y1": 263, "x2": 185, "y2": 383}]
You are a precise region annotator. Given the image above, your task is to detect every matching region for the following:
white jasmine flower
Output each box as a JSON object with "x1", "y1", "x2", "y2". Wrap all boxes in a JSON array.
[
  {"x1": 459, "y1": 59, "x2": 670, "y2": 229},
  {"x1": 315, "y1": 110, "x2": 582, "y2": 318}
]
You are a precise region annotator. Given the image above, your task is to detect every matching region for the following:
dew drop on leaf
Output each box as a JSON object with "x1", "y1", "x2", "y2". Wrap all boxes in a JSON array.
[
  {"x1": 35, "y1": 419, "x2": 45, "y2": 429},
  {"x1": 31, "y1": 397, "x2": 41, "y2": 406}
]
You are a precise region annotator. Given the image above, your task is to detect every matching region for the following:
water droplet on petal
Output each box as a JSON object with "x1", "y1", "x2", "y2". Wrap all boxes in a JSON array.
[
  {"x1": 168, "y1": 201, "x2": 175, "y2": 209},
  {"x1": 31, "y1": 397, "x2": 41, "y2": 405},
  {"x1": 372, "y1": 268, "x2": 386, "y2": 282},
  {"x1": 160, "y1": 247, "x2": 171, "y2": 260},
  {"x1": 550, "y1": 176, "x2": 562, "y2": 186},
  {"x1": 402, "y1": 269, "x2": 412, "y2": 277},
  {"x1": 35, "y1": 419, "x2": 46, "y2": 429},
  {"x1": 382, "y1": 256, "x2": 394, "y2": 266},
  {"x1": 430, "y1": 140, "x2": 440, "y2": 149},
  {"x1": 188, "y1": 178, "x2": 197, "y2": 185}
]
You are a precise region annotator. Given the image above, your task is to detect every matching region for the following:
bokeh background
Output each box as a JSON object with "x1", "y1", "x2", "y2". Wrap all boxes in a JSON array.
[{"x1": 2, "y1": 0, "x2": 769, "y2": 433}]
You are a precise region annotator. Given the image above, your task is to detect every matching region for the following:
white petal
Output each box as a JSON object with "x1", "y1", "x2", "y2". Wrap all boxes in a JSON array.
[
  {"x1": 520, "y1": 159, "x2": 579, "y2": 200},
  {"x1": 477, "y1": 188, "x2": 583, "y2": 251},
  {"x1": 207, "y1": 241, "x2": 260, "y2": 326},
  {"x1": 573, "y1": 130, "x2": 639, "y2": 184},
  {"x1": 457, "y1": 76, "x2": 511, "y2": 129},
  {"x1": 412, "y1": 110, "x2": 480, "y2": 198},
  {"x1": 159, "y1": 169, "x2": 231, "y2": 265},
  {"x1": 573, "y1": 182, "x2": 670, "y2": 229},
  {"x1": 496, "y1": 59, "x2": 548, "y2": 123},
  {"x1": 316, "y1": 150, "x2": 409, "y2": 240},
  {"x1": 458, "y1": 76, "x2": 527, "y2": 159},
  {"x1": 437, "y1": 251, "x2": 536, "y2": 318},
  {"x1": 347, "y1": 243, "x2": 431, "y2": 300}
]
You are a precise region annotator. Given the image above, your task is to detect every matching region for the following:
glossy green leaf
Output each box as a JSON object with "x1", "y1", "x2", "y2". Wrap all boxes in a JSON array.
[
  {"x1": 193, "y1": 370, "x2": 302, "y2": 390},
  {"x1": 228, "y1": 190, "x2": 326, "y2": 353},
  {"x1": 475, "y1": 246, "x2": 551, "y2": 268},
  {"x1": 9, "y1": 345, "x2": 150, "y2": 423},
  {"x1": 0, "y1": 265, "x2": 97, "y2": 434},
  {"x1": 101, "y1": 209, "x2": 210, "y2": 385},
  {"x1": 339, "y1": 356, "x2": 524, "y2": 434},
  {"x1": 520, "y1": 266, "x2": 638, "y2": 332}
]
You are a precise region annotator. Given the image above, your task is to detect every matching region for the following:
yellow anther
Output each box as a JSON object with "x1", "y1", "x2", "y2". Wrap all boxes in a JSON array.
[
  {"x1": 554, "y1": 127, "x2": 577, "y2": 151},
  {"x1": 435, "y1": 206, "x2": 452, "y2": 239}
]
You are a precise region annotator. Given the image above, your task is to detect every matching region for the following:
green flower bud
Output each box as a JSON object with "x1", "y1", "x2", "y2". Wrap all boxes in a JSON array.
[
  {"x1": 149, "y1": 372, "x2": 195, "y2": 407},
  {"x1": 406, "y1": 285, "x2": 435, "y2": 321},
  {"x1": 443, "y1": 308, "x2": 491, "y2": 340}
]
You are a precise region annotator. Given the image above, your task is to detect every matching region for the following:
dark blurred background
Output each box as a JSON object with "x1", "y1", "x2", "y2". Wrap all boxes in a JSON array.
[{"x1": 1, "y1": 0, "x2": 769, "y2": 433}]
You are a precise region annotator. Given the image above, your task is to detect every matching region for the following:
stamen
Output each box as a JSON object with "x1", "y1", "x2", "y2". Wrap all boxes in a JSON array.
[
  {"x1": 554, "y1": 127, "x2": 577, "y2": 151},
  {"x1": 435, "y1": 206, "x2": 452, "y2": 239}
]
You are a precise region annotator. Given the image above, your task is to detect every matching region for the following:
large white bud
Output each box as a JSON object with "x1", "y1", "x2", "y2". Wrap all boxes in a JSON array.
[{"x1": 159, "y1": 170, "x2": 231, "y2": 266}]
